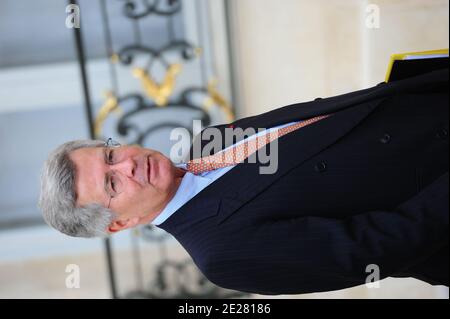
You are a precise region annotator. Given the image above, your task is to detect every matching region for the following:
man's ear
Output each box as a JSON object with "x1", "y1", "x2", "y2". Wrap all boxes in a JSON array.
[{"x1": 108, "y1": 217, "x2": 140, "y2": 233}]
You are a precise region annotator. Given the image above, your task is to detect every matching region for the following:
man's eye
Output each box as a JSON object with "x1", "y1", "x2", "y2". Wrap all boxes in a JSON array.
[
  {"x1": 108, "y1": 150, "x2": 115, "y2": 164},
  {"x1": 110, "y1": 178, "x2": 117, "y2": 192}
]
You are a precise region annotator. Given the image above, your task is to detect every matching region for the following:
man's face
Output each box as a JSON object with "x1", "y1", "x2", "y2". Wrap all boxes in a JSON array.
[{"x1": 69, "y1": 144, "x2": 184, "y2": 233}]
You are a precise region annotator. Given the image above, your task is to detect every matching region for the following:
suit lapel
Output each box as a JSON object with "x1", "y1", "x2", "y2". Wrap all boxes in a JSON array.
[
  {"x1": 160, "y1": 69, "x2": 448, "y2": 234},
  {"x1": 160, "y1": 97, "x2": 386, "y2": 235},
  {"x1": 184, "y1": 69, "x2": 448, "y2": 165},
  {"x1": 243, "y1": 68, "x2": 448, "y2": 131}
]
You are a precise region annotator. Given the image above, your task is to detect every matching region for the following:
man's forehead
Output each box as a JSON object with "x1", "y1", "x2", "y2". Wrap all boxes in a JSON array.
[{"x1": 70, "y1": 147, "x2": 106, "y2": 207}]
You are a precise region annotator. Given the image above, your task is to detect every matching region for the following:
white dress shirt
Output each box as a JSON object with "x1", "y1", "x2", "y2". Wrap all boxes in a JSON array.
[{"x1": 151, "y1": 121, "x2": 300, "y2": 225}]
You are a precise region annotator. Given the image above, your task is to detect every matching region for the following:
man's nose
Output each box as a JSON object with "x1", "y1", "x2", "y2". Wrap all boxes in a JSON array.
[{"x1": 110, "y1": 158, "x2": 136, "y2": 177}]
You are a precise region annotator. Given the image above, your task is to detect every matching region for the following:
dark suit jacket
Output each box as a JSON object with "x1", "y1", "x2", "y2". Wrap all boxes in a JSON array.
[{"x1": 158, "y1": 69, "x2": 449, "y2": 295}]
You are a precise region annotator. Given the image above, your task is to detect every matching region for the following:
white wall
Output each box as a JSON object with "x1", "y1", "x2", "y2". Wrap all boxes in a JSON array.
[
  {"x1": 363, "y1": 0, "x2": 449, "y2": 85},
  {"x1": 228, "y1": 0, "x2": 449, "y2": 118}
]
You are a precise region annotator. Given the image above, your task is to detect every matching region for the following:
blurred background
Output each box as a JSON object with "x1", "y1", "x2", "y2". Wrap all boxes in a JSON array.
[{"x1": 0, "y1": 0, "x2": 448, "y2": 299}]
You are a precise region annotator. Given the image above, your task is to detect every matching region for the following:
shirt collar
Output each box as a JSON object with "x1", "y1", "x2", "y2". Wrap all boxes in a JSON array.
[{"x1": 151, "y1": 169, "x2": 212, "y2": 226}]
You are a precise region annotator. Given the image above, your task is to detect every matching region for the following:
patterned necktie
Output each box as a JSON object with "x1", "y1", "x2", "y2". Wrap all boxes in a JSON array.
[{"x1": 186, "y1": 114, "x2": 330, "y2": 175}]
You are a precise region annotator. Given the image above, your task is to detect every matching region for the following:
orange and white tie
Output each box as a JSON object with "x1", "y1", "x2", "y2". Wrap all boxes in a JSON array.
[{"x1": 186, "y1": 114, "x2": 331, "y2": 175}]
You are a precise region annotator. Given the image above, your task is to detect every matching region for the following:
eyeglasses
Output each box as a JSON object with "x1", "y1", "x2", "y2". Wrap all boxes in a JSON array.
[{"x1": 104, "y1": 138, "x2": 124, "y2": 209}]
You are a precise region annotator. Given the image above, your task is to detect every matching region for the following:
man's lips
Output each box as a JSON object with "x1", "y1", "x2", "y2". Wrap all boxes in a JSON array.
[
  {"x1": 147, "y1": 156, "x2": 151, "y2": 184},
  {"x1": 147, "y1": 156, "x2": 158, "y2": 185}
]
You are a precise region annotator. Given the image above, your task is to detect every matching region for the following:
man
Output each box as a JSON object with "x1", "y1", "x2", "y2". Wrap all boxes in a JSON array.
[{"x1": 39, "y1": 68, "x2": 448, "y2": 295}]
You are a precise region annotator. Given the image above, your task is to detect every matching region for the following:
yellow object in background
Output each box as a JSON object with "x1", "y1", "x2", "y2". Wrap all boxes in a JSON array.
[
  {"x1": 94, "y1": 91, "x2": 123, "y2": 138},
  {"x1": 132, "y1": 64, "x2": 182, "y2": 107},
  {"x1": 385, "y1": 49, "x2": 448, "y2": 83},
  {"x1": 203, "y1": 79, "x2": 235, "y2": 123}
]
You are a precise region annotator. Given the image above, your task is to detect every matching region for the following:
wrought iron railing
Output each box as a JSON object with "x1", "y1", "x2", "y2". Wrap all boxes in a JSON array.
[{"x1": 70, "y1": 0, "x2": 245, "y2": 299}]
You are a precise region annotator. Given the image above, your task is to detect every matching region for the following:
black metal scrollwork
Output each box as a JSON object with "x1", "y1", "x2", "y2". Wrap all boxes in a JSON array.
[
  {"x1": 126, "y1": 259, "x2": 246, "y2": 299},
  {"x1": 87, "y1": 0, "x2": 242, "y2": 299},
  {"x1": 115, "y1": 88, "x2": 212, "y2": 145},
  {"x1": 123, "y1": 0, "x2": 182, "y2": 19},
  {"x1": 117, "y1": 41, "x2": 197, "y2": 66},
  {"x1": 127, "y1": 225, "x2": 246, "y2": 298}
]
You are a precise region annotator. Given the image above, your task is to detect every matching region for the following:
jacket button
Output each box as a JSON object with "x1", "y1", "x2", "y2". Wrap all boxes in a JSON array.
[
  {"x1": 436, "y1": 129, "x2": 448, "y2": 140},
  {"x1": 315, "y1": 161, "x2": 327, "y2": 173},
  {"x1": 380, "y1": 133, "x2": 392, "y2": 144}
]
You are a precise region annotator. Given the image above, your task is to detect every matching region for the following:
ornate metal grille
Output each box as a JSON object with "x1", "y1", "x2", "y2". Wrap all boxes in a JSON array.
[{"x1": 70, "y1": 0, "x2": 245, "y2": 299}]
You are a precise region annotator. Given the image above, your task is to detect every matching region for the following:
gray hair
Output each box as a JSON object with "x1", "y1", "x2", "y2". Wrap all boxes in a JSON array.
[{"x1": 38, "y1": 140, "x2": 117, "y2": 238}]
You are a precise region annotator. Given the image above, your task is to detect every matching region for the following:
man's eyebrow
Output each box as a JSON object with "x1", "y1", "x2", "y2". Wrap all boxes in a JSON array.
[{"x1": 102, "y1": 147, "x2": 110, "y2": 202}]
